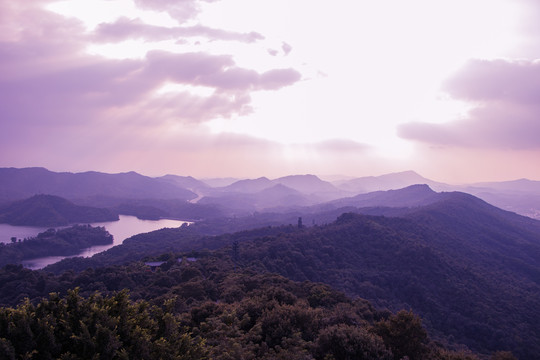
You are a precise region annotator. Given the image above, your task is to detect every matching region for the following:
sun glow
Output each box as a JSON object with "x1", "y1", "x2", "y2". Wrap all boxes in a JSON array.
[
  {"x1": 46, "y1": 0, "x2": 524, "y2": 164},
  {"x1": 154, "y1": 83, "x2": 215, "y2": 97},
  {"x1": 197, "y1": 0, "x2": 521, "y2": 160},
  {"x1": 86, "y1": 39, "x2": 180, "y2": 59},
  {"x1": 46, "y1": 0, "x2": 178, "y2": 30}
]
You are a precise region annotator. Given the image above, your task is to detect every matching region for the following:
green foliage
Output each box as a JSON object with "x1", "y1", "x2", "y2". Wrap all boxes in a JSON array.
[
  {"x1": 0, "y1": 225, "x2": 113, "y2": 267},
  {"x1": 491, "y1": 351, "x2": 518, "y2": 360},
  {"x1": 1, "y1": 192, "x2": 537, "y2": 359},
  {"x1": 374, "y1": 310, "x2": 428, "y2": 360},
  {"x1": 215, "y1": 211, "x2": 540, "y2": 359},
  {"x1": 43, "y1": 221, "x2": 296, "y2": 274},
  {"x1": 0, "y1": 253, "x2": 481, "y2": 360},
  {"x1": 0, "y1": 289, "x2": 207, "y2": 360},
  {"x1": 315, "y1": 324, "x2": 392, "y2": 360}
]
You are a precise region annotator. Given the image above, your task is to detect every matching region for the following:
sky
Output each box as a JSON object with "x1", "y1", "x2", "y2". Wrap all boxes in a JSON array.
[{"x1": 1, "y1": 0, "x2": 540, "y2": 183}]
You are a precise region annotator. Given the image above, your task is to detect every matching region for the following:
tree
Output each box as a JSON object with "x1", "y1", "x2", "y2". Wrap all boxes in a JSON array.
[
  {"x1": 0, "y1": 289, "x2": 208, "y2": 359},
  {"x1": 491, "y1": 351, "x2": 517, "y2": 360},
  {"x1": 315, "y1": 324, "x2": 392, "y2": 360},
  {"x1": 374, "y1": 310, "x2": 428, "y2": 360}
]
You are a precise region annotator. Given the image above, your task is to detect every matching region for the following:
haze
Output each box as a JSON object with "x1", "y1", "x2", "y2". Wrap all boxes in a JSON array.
[{"x1": 1, "y1": 0, "x2": 539, "y2": 183}]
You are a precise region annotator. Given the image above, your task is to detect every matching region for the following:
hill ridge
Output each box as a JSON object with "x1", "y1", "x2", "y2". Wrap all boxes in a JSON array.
[{"x1": 0, "y1": 194, "x2": 119, "y2": 226}]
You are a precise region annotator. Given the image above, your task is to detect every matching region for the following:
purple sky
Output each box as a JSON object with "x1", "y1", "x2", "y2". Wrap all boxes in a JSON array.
[{"x1": 1, "y1": 0, "x2": 539, "y2": 183}]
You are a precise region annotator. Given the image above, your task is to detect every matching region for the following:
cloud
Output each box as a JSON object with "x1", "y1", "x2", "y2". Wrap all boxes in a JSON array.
[
  {"x1": 94, "y1": 17, "x2": 264, "y2": 43},
  {"x1": 0, "y1": 3, "x2": 87, "y2": 80},
  {"x1": 0, "y1": 0, "x2": 301, "y2": 127},
  {"x1": 0, "y1": 49, "x2": 301, "y2": 129},
  {"x1": 443, "y1": 59, "x2": 540, "y2": 104},
  {"x1": 267, "y1": 42, "x2": 293, "y2": 57},
  {"x1": 399, "y1": 59, "x2": 540, "y2": 149},
  {"x1": 0, "y1": 0, "x2": 304, "y2": 177},
  {"x1": 143, "y1": 51, "x2": 301, "y2": 91},
  {"x1": 514, "y1": 0, "x2": 540, "y2": 40},
  {"x1": 132, "y1": 0, "x2": 217, "y2": 23},
  {"x1": 281, "y1": 42, "x2": 292, "y2": 55}
]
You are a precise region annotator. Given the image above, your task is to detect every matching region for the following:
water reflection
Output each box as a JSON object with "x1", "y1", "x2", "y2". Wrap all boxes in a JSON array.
[
  {"x1": 0, "y1": 224, "x2": 58, "y2": 244},
  {"x1": 9, "y1": 215, "x2": 190, "y2": 270}
]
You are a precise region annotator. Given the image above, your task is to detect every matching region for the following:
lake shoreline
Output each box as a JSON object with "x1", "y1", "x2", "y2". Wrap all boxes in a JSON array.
[{"x1": 0, "y1": 215, "x2": 190, "y2": 270}]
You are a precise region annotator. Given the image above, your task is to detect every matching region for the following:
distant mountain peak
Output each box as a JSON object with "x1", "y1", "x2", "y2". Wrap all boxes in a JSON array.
[
  {"x1": 275, "y1": 174, "x2": 320, "y2": 180},
  {"x1": 223, "y1": 177, "x2": 274, "y2": 193},
  {"x1": 259, "y1": 183, "x2": 302, "y2": 196},
  {"x1": 327, "y1": 184, "x2": 439, "y2": 209},
  {"x1": 335, "y1": 170, "x2": 445, "y2": 193},
  {"x1": 394, "y1": 183, "x2": 435, "y2": 193},
  {"x1": 273, "y1": 174, "x2": 339, "y2": 195},
  {"x1": 236, "y1": 177, "x2": 271, "y2": 183},
  {"x1": 0, "y1": 167, "x2": 197, "y2": 202}
]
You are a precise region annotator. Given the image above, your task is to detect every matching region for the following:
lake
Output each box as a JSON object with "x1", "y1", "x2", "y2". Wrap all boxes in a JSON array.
[{"x1": 0, "y1": 215, "x2": 190, "y2": 270}]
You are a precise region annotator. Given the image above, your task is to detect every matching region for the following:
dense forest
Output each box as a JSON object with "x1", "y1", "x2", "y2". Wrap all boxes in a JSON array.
[
  {"x1": 1, "y1": 187, "x2": 539, "y2": 358},
  {"x1": 0, "y1": 225, "x2": 113, "y2": 267},
  {"x1": 4, "y1": 192, "x2": 535, "y2": 358},
  {"x1": 0, "y1": 252, "x2": 500, "y2": 360}
]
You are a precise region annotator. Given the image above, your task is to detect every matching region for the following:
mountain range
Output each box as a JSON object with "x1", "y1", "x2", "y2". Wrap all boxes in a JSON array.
[
  {"x1": 332, "y1": 170, "x2": 449, "y2": 193},
  {"x1": 2, "y1": 184, "x2": 540, "y2": 358},
  {"x1": 1, "y1": 167, "x2": 540, "y2": 224},
  {"x1": 0, "y1": 167, "x2": 197, "y2": 203}
]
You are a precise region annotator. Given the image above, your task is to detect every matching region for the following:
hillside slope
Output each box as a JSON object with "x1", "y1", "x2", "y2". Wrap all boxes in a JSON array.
[
  {"x1": 4, "y1": 186, "x2": 539, "y2": 357},
  {"x1": 333, "y1": 170, "x2": 449, "y2": 193},
  {"x1": 0, "y1": 194, "x2": 118, "y2": 226},
  {"x1": 0, "y1": 255, "x2": 480, "y2": 360},
  {"x1": 325, "y1": 184, "x2": 440, "y2": 209},
  {"x1": 229, "y1": 194, "x2": 540, "y2": 358}
]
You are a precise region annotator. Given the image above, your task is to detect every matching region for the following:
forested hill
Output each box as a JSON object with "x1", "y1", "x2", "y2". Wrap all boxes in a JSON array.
[
  {"x1": 0, "y1": 194, "x2": 119, "y2": 226},
  {"x1": 1, "y1": 190, "x2": 539, "y2": 357},
  {"x1": 229, "y1": 197, "x2": 540, "y2": 358},
  {"x1": 50, "y1": 190, "x2": 536, "y2": 358},
  {"x1": 0, "y1": 225, "x2": 113, "y2": 267},
  {"x1": 0, "y1": 256, "x2": 486, "y2": 360}
]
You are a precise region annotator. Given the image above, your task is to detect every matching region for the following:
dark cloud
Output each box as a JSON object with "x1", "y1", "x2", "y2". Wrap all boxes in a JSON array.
[
  {"x1": 94, "y1": 17, "x2": 264, "y2": 43},
  {"x1": 399, "y1": 59, "x2": 540, "y2": 150}
]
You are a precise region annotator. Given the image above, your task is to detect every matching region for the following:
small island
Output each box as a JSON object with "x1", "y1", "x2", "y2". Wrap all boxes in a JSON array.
[{"x1": 0, "y1": 225, "x2": 113, "y2": 267}]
